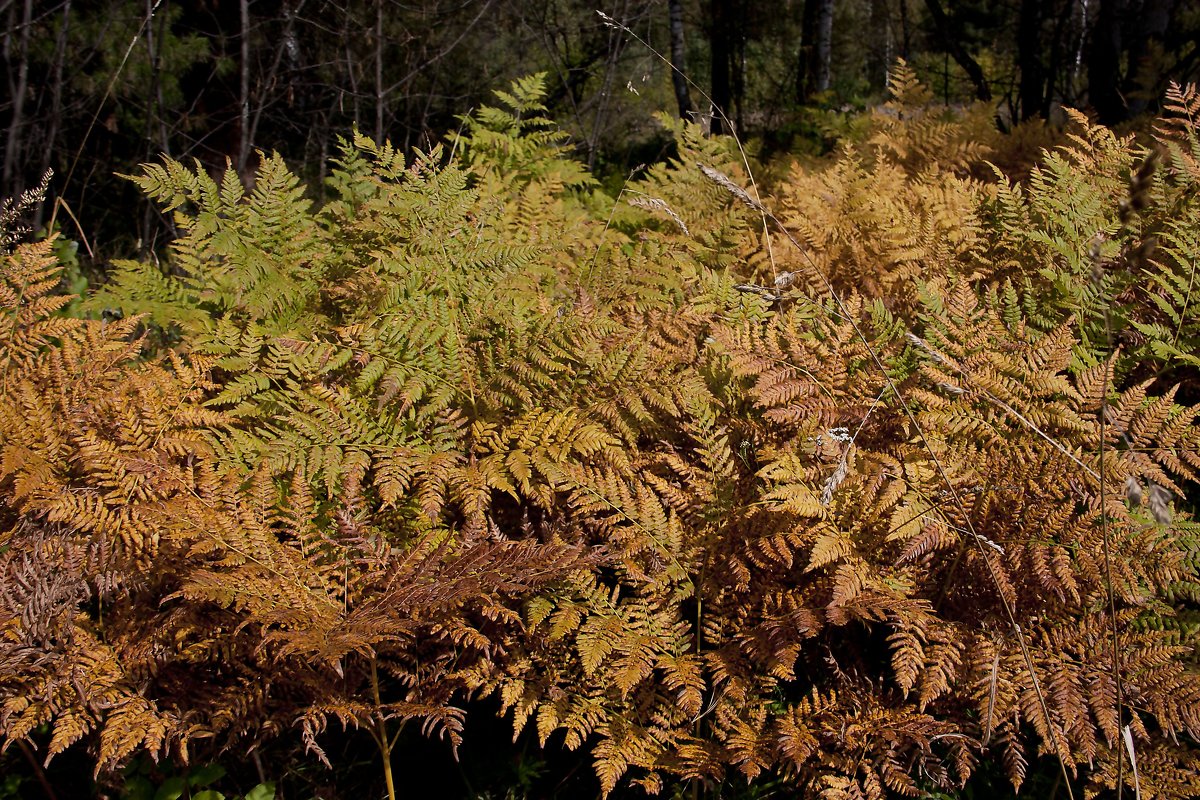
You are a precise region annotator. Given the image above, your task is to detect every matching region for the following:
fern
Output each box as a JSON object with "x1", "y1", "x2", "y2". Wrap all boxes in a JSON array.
[
  {"x1": 5, "y1": 76, "x2": 1200, "y2": 800},
  {"x1": 89, "y1": 155, "x2": 329, "y2": 338}
]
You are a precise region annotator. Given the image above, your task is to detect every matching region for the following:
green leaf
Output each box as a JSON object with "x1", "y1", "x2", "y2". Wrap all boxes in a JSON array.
[
  {"x1": 188, "y1": 764, "x2": 226, "y2": 787},
  {"x1": 153, "y1": 777, "x2": 186, "y2": 800},
  {"x1": 122, "y1": 776, "x2": 155, "y2": 800},
  {"x1": 243, "y1": 783, "x2": 276, "y2": 800}
]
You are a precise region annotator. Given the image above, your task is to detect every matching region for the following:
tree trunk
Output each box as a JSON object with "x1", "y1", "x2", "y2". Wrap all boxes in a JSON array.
[
  {"x1": 36, "y1": 0, "x2": 71, "y2": 231},
  {"x1": 1041, "y1": 0, "x2": 1071, "y2": 117},
  {"x1": 237, "y1": 0, "x2": 252, "y2": 179},
  {"x1": 374, "y1": 0, "x2": 385, "y2": 143},
  {"x1": 867, "y1": 0, "x2": 892, "y2": 91},
  {"x1": 922, "y1": 0, "x2": 992, "y2": 100},
  {"x1": 709, "y1": 0, "x2": 732, "y2": 133},
  {"x1": 668, "y1": 0, "x2": 694, "y2": 119},
  {"x1": 731, "y1": 15, "x2": 746, "y2": 131},
  {"x1": 146, "y1": 0, "x2": 171, "y2": 155},
  {"x1": 1123, "y1": 0, "x2": 1172, "y2": 115},
  {"x1": 1088, "y1": 0, "x2": 1124, "y2": 124},
  {"x1": 813, "y1": 0, "x2": 834, "y2": 94},
  {"x1": 247, "y1": 0, "x2": 306, "y2": 166},
  {"x1": 2, "y1": 0, "x2": 33, "y2": 195},
  {"x1": 1071, "y1": 0, "x2": 1089, "y2": 100},
  {"x1": 797, "y1": 0, "x2": 818, "y2": 102},
  {"x1": 1017, "y1": 0, "x2": 1044, "y2": 119}
]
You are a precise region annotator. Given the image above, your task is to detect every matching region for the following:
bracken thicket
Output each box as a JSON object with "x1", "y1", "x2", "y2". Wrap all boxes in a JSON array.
[{"x1": 3, "y1": 69, "x2": 1200, "y2": 798}]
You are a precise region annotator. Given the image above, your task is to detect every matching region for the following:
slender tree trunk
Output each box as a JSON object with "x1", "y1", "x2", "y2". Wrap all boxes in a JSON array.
[
  {"x1": 36, "y1": 0, "x2": 71, "y2": 231},
  {"x1": 1017, "y1": 0, "x2": 1044, "y2": 119},
  {"x1": 922, "y1": 0, "x2": 992, "y2": 100},
  {"x1": 146, "y1": 0, "x2": 171, "y2": 154},
  {"x1": 1088, "y1": 0, "x2": 1124, "y2": 124},
  {"x1": 813, "y1": 0, "x2": 834, "y2": 93},
  {"x1": 709, "y1": 0, "x2": 732, "y2": 133},
  {"x1": 1071, "y1": 0, "x2": 1089, "y2": 99},
  {"x1": 732, "y1": 18, "x2": 746, "y2": 131},
  {"x1": 797, "y1": 0, "x2": 819, "y2": 102},
  {"x1": 2, "y1": 0, "x2": 33, "y2": 195},
  {"x1": 867, "y1": 0, "x2": 892, "y2": 91},
  {"x1": 44, "y1": 0, "x2": 74, "y2": 162},
  {"x1": 587, "y1": 6, "x2": 626, "y2": 167},
  {"x1": 248, "y1": 0, "x2": 306, "y2": 164},
  {"x1": 345, "y1": 40, "x2": 361, "y2": 129},
  {"x1": 237, "y1": 0, "x2": 252, "y2": 179},
  {"x1": 1042, "y1": 0, "x2": 1070, "y2": 117},
  {"x1": 375, "y1": 0, "x2": 384, "y2": 143},
  {"x1": 897, "y1": 0, "x2": 910, "y2": 59},
  {"x1": 141, "y1": 0, "x2": 171, "y2": 249},
  {"x1": 668, "y1": 0, "x2": 694, "y2": 119}
]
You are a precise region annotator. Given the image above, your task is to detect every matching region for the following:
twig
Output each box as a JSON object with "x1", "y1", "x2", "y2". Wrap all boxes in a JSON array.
[
  {"x1": 596, "y1": 10, "x2": 779, "y2": 279},
  {"x1": 49, "y1": 0, "x2": 166, "y2": 236},
  {"x1": 16, "y1": 740, "x2": 58, "y2": 800}
]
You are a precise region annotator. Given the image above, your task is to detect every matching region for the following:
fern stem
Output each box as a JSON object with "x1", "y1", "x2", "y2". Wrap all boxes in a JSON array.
[
  {"x1": 16, "y1": 740, "x2": 57, "y2": 800},
  {"x1": 1094, "y1": 150, "x2": 1159, "y2": 798},
  {"x1": 370, "y1": 656, "x2": 398, "y2": 800},
  {"x1": 1171, "y1": 249, "x2": 1197, "y2": 350},
  {"x1": 1099, "y1": 355, "x2": 1125, "y2": 800}
]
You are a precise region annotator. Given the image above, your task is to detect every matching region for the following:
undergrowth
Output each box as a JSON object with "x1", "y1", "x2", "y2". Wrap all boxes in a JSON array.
[{"x1": 2, "y1": 70, "x2": 1200, "y2": 799}]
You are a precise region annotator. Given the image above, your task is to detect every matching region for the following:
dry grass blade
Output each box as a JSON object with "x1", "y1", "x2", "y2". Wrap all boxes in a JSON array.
[
  {"x1": 698, "y1": 164, "x2": 764, "y2": 211},
  {"x1": 596, "y1": 9, "x2": 781, "y2": 279},
  {"x1": 983, "y1": 646, "x2": 1000, "y2": 746},
  {"x1": 627, "y1": 194, "x2": 690, "y2": 235},
  {"x1": 49, "y1": 0, "x2": 167, "y2": 236},
  {"x1": 1122, "y1": 725, "x2": 1142, "y2": 800}
]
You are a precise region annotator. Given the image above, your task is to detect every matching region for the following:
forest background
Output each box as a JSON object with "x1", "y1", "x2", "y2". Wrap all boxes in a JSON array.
[
  {"x1": 2, "y1": 0, "x2": 1198, "y2": 254},
  {"x1": 3, "y1": 1, "x2": 1200, "y2": 799}
]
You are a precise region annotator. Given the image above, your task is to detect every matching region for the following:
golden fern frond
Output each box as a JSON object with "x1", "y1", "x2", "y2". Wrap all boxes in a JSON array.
[
  {"x1": 1155, "y1": 82, "x2": 1200, "y2": 184},
  {"x1": 0, "y1": 236, "x2": 76, "y2": 381}
]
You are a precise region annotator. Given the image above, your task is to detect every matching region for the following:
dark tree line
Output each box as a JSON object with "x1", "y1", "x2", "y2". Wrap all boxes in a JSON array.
[{"x1": 1, "y1": 0, "x2": 1198, "y2": 252}]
